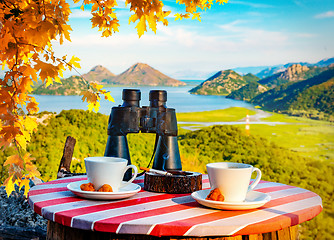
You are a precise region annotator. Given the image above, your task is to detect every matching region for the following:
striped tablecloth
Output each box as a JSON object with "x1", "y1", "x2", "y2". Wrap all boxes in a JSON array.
[{"x1": 28, "y1": 175, "x2": 322, "y2": 237}]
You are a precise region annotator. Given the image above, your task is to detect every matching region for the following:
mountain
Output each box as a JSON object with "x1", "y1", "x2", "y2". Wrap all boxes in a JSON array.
[
  {"x1": 316, "y1": 57, "x2": 334, "y2": 67},
  {"x1": 82, "y1": 65, "x2": 115, "y2": 83},
  {"x1": 243, "y1": 73, "x2": 260, "y2": 82},
  {"x1": 32, "y1": 76, "x2": 87, "y2": 95},
  {"x1": 227, "y1": 82, "x2": 268, "y2": 101},
  {"x1": 104, "y1": 63, "x2": 186, "y2": 86},
  {"x1": 258, "y1": 64, "x2": 325, "y2": 88},
  {"x1": 252, "y1": 67, "x2": 334, "y2": 119},
  {"x1": 256, "y1": 65, "x2": 286, "y2": 79},
  {"x1": 256, "y1": 57, "x2": 334, "y2": 79},
  {"x1": 189, "y1": 70, "x2": 256, "y2": 95}
]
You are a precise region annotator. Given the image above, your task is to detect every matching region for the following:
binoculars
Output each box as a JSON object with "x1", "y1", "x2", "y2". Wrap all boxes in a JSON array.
[{"x1": 104, "y1": 89, "x2": 182, "y2": 180}]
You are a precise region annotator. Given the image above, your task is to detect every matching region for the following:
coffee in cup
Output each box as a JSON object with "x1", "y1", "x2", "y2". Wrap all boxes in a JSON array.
[
  {"x1": 206, "y1": 162, "x2": 261, "y2": 202},
  {"x1": 84, "y1": 157, "x2": 138, "y2": 192}
]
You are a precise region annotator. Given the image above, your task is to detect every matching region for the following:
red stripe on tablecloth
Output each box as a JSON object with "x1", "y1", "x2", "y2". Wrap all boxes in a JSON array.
[
  {"x1": 233, "y1": 205, "x2": 323, "y2": 236},
  {"x1": 203, "y1": 178, "x2": 209, "y2": 183},
  {"x1": 149, "y1": 190, "x2": 316, "y2": 237},
  {"x1": 29, "y1": 187, "x2": 68, "y2": 196},
  {"x1": 34, "y1": 197, "x2": 84, "y2": 215},
  {"x1": 54, "y1": 193, "x2": 189, "y2": 227},
  {"x1": 93, "y1": 201, "x2": 199, "y2": 232},
  {"x1": 38, "y1": 177, "x2": 87, "y2": 185},
  {"x1": 260, "y1": 191, "x2": 318, "y2": 208}
]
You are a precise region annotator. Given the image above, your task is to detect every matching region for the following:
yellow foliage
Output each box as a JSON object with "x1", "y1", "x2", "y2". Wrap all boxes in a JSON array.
[{"x1": 0, "y1": 0, "x2": 228, "y2": 197}]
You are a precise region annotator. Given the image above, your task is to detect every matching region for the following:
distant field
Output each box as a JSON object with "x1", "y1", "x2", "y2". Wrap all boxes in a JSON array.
[
  {"x1": 176, "y1": 107, "x2": 256, "y2": 122},
  {"x1": 178, "y1": 107, "x2": 334, "y2": 162}
]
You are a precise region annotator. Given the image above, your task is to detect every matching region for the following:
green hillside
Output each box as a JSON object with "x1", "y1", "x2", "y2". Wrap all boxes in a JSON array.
[
  {"x1": 242, "y1": 73, "x2": 260, "y2": 82},
  {"x1": 258, "y1": 65, "x2": 326, "y2": 88},
  {"x1": 288, "y1": 78, "x2": 334, "y2": 119},
  {"x1": 226, "y1": 82, "x2": 267, "y2": 101},
  {"x1": 252, "y1": 68, "x2": 334, "y2": 120},
  {"x1": 32, "y1": 76, "x2": 87, "y2": 95},
  {"x1": 189, "y1": 70, "x2": 253, "y2": 95}
]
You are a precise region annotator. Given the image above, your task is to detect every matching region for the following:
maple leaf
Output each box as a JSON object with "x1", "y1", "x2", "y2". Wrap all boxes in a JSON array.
[
  {"x1": 136, "y1": 16, "x2": 147, "y2": 37},
  {"x1": 45, "y1": 76, "x2": 54, "y2": 87},
  {"x1": 68, "y1": 55, "x2": 81, "y2": 69},
  {"x1": 4, "y1": 176, "x2": 15, "y2": 197},
  {"x1": 19, "y1": 178, "x2": 30, "y2": 197},
  {"x1": 92, "y1": 83, "x2": 103, "y2": 90},
  {"x1": 24, "y1": 153, "x2": 40, "y2": 177},
  {"x1": 192, "y1": 13, "x2": 201, "y2": 21},
  {"x1": 129, "y1": 14, "x2": 139, "y2": 23},
  {"x1": 26, "y1": 98, "x2": 39, "y2": 114},
  {"x1": 81, "y1": 90, "x2": 97, "y2": 103},
  {"x1": 104, "y1": 92, "x2": 115, "y2": 102},
  {"x1": 88, "y1": 102, "x2": 100, "y2": 112},
  {"x1": 34, "y1": 60, "x2": 59, "y2": 83},
  {"x1": 15, "y1": 134, "x2": 28, "y2": 150},
  {"x1": 4, "y1": 155, "x2": 24, "y2": 169}
]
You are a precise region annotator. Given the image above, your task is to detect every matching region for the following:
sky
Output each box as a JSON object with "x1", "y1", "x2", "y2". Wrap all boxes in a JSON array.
[{"x1": 53, "y1": 0, "x2": 334, "y2": 79}]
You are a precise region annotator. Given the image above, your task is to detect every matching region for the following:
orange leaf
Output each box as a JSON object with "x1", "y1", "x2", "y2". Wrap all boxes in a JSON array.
[{"x1": 4, "y1": 155, "x2": 24, "y2": 169}]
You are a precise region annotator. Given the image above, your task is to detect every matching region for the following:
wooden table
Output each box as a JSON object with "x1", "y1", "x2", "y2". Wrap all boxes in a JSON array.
[{"x1": 28, "y1": 175, "x2": 322, "y2": 240}]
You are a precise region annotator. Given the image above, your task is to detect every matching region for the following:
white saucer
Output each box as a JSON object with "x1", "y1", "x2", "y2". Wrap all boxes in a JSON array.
[
  {"x1": 67, "y1": 180, "x2": 141, "y2": 200},
  {"x1": 191, "y1": 189, "x2": 271, "y2": 210}
]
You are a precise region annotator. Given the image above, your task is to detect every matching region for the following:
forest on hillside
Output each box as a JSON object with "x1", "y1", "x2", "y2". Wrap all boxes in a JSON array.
[{"x1": 0, "y1": 110, "x2": 333, "y2": 239}]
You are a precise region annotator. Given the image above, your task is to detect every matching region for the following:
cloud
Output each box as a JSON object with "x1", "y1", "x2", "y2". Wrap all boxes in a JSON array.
[
  {"x1": 70, "y1": 9, "x2": 91, "y2": 18},
  {"x1": 218, "y1": 21, "x2": 289, "y2": 48},
  {"x1": 314, "y1": 11, "x2": 334, "y2": 19},
  {"x1": 229, "y1": 1, "x2": 274, "y2": 8}
]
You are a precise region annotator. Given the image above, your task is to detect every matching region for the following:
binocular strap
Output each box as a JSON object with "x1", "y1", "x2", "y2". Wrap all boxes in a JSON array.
[{"x1": 137, "y1": 133, "x2": 160, "y2": 177}]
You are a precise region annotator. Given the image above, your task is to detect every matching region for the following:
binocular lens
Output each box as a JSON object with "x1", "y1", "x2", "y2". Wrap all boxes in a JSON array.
[
  {"x1": 149, "y1": 90, "x2": 167, "y2": 108},
  {"x1": 122, "y1": 89, "x2": 141, "y2": 107}
]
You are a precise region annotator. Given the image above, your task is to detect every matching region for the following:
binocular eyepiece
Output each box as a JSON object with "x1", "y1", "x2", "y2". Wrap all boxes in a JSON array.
[
  {"x1": 104, "y1": 89, "x2": 182, "y2": 180},
  {"x1": 121, "y1": 89, "x2": 167, "y2": 108}
]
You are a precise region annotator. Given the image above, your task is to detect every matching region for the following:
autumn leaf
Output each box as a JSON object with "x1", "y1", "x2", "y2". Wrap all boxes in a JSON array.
[
  {"x1": 15, "y1": 134, "x2": 28, "y2": 150},
  {"x1": 192, "y1": 13, "x2": 201, "y2": 21},
  {"x1": 88, "y1": 102, "x2": 100, "y2": 112},
  {"x1": 4, "y1": 176, "x2": 15, "y2": 197},
  {"x1": 19, "y1": 178, "x2": 30, "y2": 197},
  {"x1": 24, "y1": 153, "x2": 40, "y2": 177},
  {"x1": 81, "y1": 90, "x2": 97, "y2": 103},
  {"x1": 4, "y1": 155, "x2": 24, "y2": 169},
  {"x1": 91, "y1": 83, "x2": 103, "y2": 90},
  {"x1": 68, "y1": 56, "x2": 81, "y2": 69},
  {"x1": 175, "y1": 13, "x2": 182, "y2": 21},
  {"x1": 136, "y1": 16, "x2": 147, "y2": 37},
  {"x1": 104, "y1": 92, "x2": 115, "y2": 102}
]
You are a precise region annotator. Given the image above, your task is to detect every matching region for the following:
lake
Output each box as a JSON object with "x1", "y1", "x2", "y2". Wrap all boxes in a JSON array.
[{"x1": 32, "y1": 82, "x2": 255, "y2": 115}]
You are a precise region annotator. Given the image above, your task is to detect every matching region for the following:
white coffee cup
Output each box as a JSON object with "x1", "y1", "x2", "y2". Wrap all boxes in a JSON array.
[
  {"x1": 206, "y1": 162, "x2": 261, "y2": 202},
  {"x1": 84, "y1": 157, "x2": 138, "y2": 192}
]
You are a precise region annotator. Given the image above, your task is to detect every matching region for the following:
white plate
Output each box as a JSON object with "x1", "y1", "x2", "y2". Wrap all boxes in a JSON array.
[
  {"x1": 67, "y1": 180, "x2": 141, "y2": 200},
  {"x1": 191, "y1": 189, "x2": 271, "y2": 210}
]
